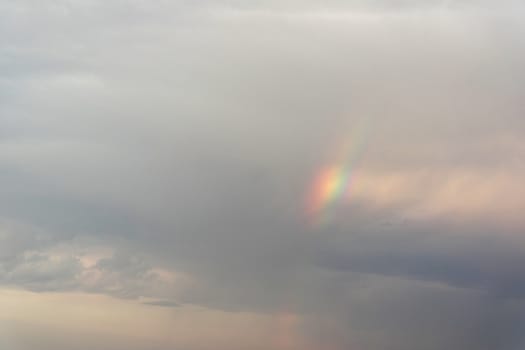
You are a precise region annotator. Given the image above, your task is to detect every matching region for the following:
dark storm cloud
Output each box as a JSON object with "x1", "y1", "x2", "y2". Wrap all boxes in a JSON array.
[
  {"x1": 316, "y1": 227, "x2": 525, "y2": 298},
  {"x1": 2, "y1": 0, "x2": 525, "y2": 349}
]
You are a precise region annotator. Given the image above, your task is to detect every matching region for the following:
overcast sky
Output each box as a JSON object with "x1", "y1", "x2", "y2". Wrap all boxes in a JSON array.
[{"x1": 2, "y1": 0, "x2": 525, "y2": 349}]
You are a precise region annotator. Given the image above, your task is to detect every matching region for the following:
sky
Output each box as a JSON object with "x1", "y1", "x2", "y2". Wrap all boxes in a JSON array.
[{"x1": 2, "y1": 0, "x2": 525, "y2": 349}]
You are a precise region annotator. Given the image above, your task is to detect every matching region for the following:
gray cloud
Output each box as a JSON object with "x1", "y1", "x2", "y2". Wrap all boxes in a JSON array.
[
  {"x1": 142, "y1": 300, "x2": 180, "y2": 308},
  {"x1": 2, "y1": 0, "x2": 525, "y2": 349}
]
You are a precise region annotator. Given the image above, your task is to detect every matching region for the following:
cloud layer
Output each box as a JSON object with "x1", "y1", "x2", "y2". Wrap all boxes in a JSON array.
[{"x1": 2, "y1": 1, "x2": 525, "y2": 349}]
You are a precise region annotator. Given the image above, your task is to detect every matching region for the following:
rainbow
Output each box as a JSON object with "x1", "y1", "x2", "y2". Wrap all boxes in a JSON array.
[{"x1": 305, "y1": 120, "x2": 369, "y2": 226}]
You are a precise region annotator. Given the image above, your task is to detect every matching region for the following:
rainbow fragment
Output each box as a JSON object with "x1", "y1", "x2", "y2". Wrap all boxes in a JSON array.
[{"x1": 305, "y1": 121, "x2": 369, "y2": 226}]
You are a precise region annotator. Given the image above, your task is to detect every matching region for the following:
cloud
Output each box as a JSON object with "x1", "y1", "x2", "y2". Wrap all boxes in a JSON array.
[
  {"x1": 2, "y1": 0, "x2": 525, "y2": 349},
  {"x1": 142, "y1": 300, "x2": 180, "y2": 308}
]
